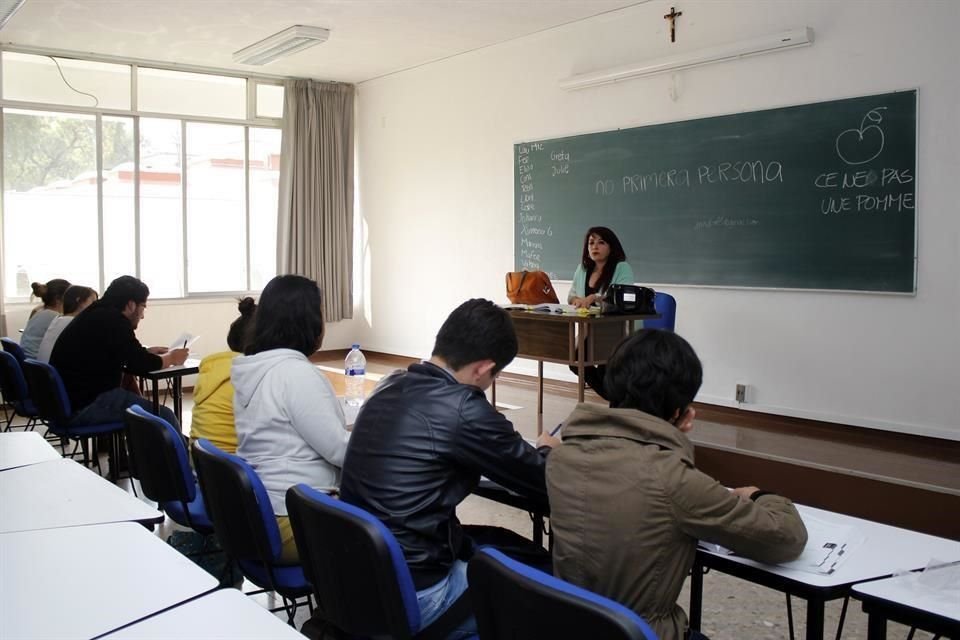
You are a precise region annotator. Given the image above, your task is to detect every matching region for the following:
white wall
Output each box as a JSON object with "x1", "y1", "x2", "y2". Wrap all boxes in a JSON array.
[{"x1": 352, "y1": 0, "x2": 960, "y2": 441}]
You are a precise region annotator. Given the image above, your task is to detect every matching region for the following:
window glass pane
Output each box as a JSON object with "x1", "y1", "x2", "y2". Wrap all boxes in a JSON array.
[
  {"x1": 2, "y1": 52, "x2": 131, "y2": 110},
  {"x1": 255, "y1": 84, "x2": 284, "y2": 119},
  {"x1": 139, "y1": 118, "x2": 183, "y2": 298},
  {"x1": 102, "y1": 116, "x2": 137, "y2": 285},
  {"x1": 138, "y1": 68, "x2": 245, "y2": 120},
  {"x1": 185, "y1": 122, "x2": 246, "y2": 293},
  {"x1": 249, "y1": 128, "x2": 281, "y2": 290},
  {"x1": 2, "y1": 110, "x2": 99, "y2": 301}
]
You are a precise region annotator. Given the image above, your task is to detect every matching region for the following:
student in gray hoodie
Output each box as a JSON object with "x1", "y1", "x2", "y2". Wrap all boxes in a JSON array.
[{"x1": 232, "y1": 275, "x2": 350, "y2": 563}]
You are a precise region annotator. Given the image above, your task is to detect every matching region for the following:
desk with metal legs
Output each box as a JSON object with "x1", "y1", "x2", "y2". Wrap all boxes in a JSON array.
[
  {"x1": 493, "y1": 311, "x2": 655, "y2": 432},
  {"x1": 689, "y1": 505, "x2": 960, "y2": 640},
  {"x1": 852, "y1": 568, "x2": 960, "y2": 640},
  {"x1": 140, "y1": 358, "x2": 200, "y2": 428}
]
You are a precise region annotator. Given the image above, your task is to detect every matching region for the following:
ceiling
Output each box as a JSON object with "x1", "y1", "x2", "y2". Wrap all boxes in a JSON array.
[{"x1": 2, "y1": 0, "x2": 644, "y2": 83}]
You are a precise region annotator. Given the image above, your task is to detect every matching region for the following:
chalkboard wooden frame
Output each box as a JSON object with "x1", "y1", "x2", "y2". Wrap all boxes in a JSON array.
[{"x1": 514, "y1": 90, "x2": 918, "y2": 294}]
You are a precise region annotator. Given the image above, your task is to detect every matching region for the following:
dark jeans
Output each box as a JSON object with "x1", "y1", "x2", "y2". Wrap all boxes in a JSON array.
[{"x1": 70, "y1": 387, "x2": 179, "y2": 429}]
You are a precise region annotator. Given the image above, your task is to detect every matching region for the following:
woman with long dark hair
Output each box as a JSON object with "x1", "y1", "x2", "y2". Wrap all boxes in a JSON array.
[
  {"x1": 232, "y1": 275, "x2": 350, "y2": 562},
  {"x1": 567, "y1": 227, "x2": 634, "y2": 398},
  {"x1": 567, "y1": 226, "x2": 634, "y2": 308}
]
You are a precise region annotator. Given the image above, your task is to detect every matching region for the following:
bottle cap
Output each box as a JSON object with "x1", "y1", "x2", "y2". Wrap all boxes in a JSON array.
[{"x1": 352, "y1": 343, "x2": 360, "y2": 349}]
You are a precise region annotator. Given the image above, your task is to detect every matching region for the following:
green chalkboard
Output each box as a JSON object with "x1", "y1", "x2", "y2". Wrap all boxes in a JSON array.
[{"x1": 514, "y1": 90, "x2": 917, "y2": 292}]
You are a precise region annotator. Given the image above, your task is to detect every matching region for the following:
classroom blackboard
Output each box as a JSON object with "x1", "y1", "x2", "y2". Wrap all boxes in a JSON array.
[{"x1": 514, "y1": 90, "x2": 917, "y2": 292}]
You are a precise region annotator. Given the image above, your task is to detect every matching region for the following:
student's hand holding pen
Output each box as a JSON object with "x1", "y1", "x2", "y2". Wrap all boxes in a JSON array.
[
  {"x1": 536, "y1": 422, "x2": 564, "y2": 449},
  {"x1": 161, "y1": 347, "x2": 189, "y2": 368}
]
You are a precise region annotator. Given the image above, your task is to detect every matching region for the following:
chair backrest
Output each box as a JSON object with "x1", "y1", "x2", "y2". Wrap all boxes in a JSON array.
[
  {"x1": 468, "y1": 547, "x2": 657, "y2": 640},
  {"x1": 21, "y1": 358, "x2": 72, "y2": 426},
  {"x1": 0, "y1": 351, "x2": 32, "y2": 413},
  {"x1": 1, "y1": 337, "x2": 26, "y2": 363},
  {"x1": 124, "y1": 405, "x2": 196, "y2": 505},
  {"x1": 192, "y1": 438, "x2": 282, "y2": 565},
  {"x1": 644, "y1": 291, "x2": 677, "y2": 332},
  {"x1": 286, "y1": 483, "x2": 421, "y2": 638}
]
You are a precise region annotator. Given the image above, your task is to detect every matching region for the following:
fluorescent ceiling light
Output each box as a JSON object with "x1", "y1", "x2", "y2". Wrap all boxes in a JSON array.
[
  {"x1": 233, "y1": 25, "x2": 330, "y2": 66},
  {"x1": 0, "y1": 0, "x2": 26, "y2": 30},
  {"x1": 559, "y1": 27, "x2": 814, "y2": 91}
]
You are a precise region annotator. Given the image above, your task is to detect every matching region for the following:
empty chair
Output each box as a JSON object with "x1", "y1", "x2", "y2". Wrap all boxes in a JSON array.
[
  {"x1": 20, "y1": 358, "x2": 125, "y2": 476},
  {"x1": 286, "y1": 483, "x2": 474, "y2": 640},
  {"x1": 0, "y1": 351, "x2": 39, "y2": 432},
  {"x1": 468, "y1": 547, "x2": 657, "y2": 640},
  {"x1": 644, "y1": 291, "x2": 677, "y2": 332},
  {"x1": 124, "y1": 405, "x2": 212, "y2": 534},
  {"x1": 1, "y1": 337, "x2": 26, "y2": 363},
  {"x1": 192, "y1": 438, "x2": 312, "y2": 625}
]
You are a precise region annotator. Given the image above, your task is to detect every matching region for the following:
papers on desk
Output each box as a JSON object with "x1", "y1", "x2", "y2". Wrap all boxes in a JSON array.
[
  {"x1": 699, "y1": 513, "x2": 866, "y2": 575},
  {"x1": 169, "y1": 333, "x2": 200, "y2": 350},
  {"x1": 502, "y1": 303, "x2": 594, "y2": 315},
  {"x1": 779, "y1": 514, "x2": 865, "y2": 575}
]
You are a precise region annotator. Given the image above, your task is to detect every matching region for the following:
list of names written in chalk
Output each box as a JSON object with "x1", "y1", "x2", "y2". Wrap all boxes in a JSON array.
[
  {"x1": 517, "y1": 143, "x2": 571, "y2": 274},
  {"x1": 512, "y1": 90, "x2": 916, "y2": 292}
]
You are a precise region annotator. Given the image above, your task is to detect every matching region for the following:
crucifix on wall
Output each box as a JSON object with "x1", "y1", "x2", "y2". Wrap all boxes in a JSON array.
[{"x1": 663, "y1": 6, "x2": 682, "y2": 43}]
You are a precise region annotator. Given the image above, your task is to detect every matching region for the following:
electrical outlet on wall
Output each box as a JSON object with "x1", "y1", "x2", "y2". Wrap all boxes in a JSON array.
[{"x1": 735, "y1": 383, "x2": 747, "y2": 403}]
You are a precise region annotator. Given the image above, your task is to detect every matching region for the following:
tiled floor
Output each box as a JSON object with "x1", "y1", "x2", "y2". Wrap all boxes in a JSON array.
[{"x1": 26, "y1": 361, "x2": 934, "y2": 640}]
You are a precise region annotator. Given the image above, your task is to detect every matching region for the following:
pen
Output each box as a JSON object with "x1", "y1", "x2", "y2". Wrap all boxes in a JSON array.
[
  {"x1": 183, "y1": 340, "x2": 188, "y2": 349},
  {"x1": 550, "y1": 423, "x2": 563, "y2": 436}
]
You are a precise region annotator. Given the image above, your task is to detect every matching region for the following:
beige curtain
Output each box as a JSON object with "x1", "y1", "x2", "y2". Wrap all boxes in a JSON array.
[{"x1": 277, "y1": 80, "x2": 355, "y2": 321}]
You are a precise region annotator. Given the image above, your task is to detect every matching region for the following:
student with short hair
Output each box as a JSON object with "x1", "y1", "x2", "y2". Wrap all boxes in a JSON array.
[
  {"x1": 340, "y1": 298, "x2": 561, "y2": 639},
  {"x1": 50, "y1": 276, "x2": 188, "y2": 430},
  {"x1": 232, "y1": 275, "x2": 350, "y2": 563},
  {"x1": 20, "y1": 278, "x2": 71, "y2": 358},
  {"x1": 547, "y1": 329, "x2": 808, "y2": 640},
  {"x1": 36, "y1": 285, "x2": 98, "y2": 362}
]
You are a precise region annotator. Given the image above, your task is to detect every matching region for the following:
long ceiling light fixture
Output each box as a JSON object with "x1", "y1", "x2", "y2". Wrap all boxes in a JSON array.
[
  {"x1": 559, "y1": 27, "x2": 814, "y2": 91},
  {"x1": 0, "y1": 0, "x2": 27, "y2": 30},
  {"x1": 233, "y1": 25, "x2": 330, "y2": 66}
]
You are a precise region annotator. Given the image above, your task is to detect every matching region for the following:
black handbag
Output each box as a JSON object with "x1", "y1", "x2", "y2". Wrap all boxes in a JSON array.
[{"x1": 601, "y1": 284, "x2": 656, "y2": 315}]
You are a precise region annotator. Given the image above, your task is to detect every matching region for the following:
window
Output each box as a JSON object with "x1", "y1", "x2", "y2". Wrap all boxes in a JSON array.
[
  {"x1": 1, "y1": 50, "x2": 282, "y2": 302},
  {"x1": 185, "y1": 122, "x2": 246, "y2": 293},
  {"x1": 138, "y1": 68, "x2": 246, "y2": 120},
  {"x1": 2, "y1": 110, "x2": 100, "y2": 296},
  {"x1": 2, "y1": 52, "x2": 131, "y2": 110},
  {"x1": 255, "y1": 83, "x2": 284, "y2": 119}
]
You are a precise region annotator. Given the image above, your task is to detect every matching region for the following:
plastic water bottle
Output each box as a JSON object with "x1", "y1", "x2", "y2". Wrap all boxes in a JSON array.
[{"x1": 344, "y1": 344, "x2": 366, "y2": 407}]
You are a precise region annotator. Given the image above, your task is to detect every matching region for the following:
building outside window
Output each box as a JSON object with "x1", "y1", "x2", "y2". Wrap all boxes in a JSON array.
[{"x1": 1, "y1": 51, "x2": 284, "y2": 301}]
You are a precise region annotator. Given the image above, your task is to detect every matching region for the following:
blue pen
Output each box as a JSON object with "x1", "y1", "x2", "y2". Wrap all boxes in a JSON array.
[{"x1": 550, "y1": 423, "x2": 563, "y2": 436}]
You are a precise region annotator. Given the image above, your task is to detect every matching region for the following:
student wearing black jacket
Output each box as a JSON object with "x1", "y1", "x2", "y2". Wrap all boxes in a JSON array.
[
  {"x1": 50, "y1": 275, "x2": 188, "y2": 428},
  {"x1": 340, "y1": 299, "x2": 560, "y2": 639}
]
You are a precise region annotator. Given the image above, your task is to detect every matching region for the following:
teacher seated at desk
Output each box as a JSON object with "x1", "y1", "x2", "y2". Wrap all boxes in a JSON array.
[{"x1": 567, "y1": 225, "x2": 634, "y2": 399}]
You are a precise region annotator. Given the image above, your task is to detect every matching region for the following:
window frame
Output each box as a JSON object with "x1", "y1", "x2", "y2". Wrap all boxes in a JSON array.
[{"x1": 0, "y1": 46, "x2": 285, "y2": 302}]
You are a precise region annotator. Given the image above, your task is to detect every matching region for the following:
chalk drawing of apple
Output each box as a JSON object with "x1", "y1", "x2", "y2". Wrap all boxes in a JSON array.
[{"x1": 835, "y1": 107, "x2": 887, "y2": 165}]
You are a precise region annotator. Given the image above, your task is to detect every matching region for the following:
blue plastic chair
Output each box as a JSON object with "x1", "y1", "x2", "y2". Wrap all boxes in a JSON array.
[
  {"x1": 0, "y1": 351, "x2": 40, "y2": 431},
  {"x1": 1, "y1": 337, "x2": 26, "y2": 363},
  {"x1": 286, "y1": 483, "x2": 475, "y2": 640},
  {"x1": 124, "y1": 405, "x2": 212, "y2": 533},
  {"x1": 192, "y1": 438, "x2": 312, "y2": 625},
  {"x1": 644, "y1": 291, "x2": 677, "y2": 332},
  {"x1": 20, "y1": 359, "x2": 125, "y2": 476},
  {"x1": 468, "y1": 547, "x2": 658, "y2": 640}
]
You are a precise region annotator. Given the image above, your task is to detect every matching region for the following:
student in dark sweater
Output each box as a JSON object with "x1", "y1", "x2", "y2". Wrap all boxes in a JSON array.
[{"x1": 50, "y1": 275, "x2": 189, "y2": 428}]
